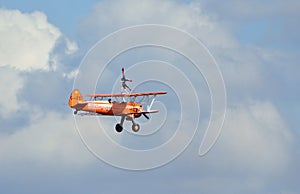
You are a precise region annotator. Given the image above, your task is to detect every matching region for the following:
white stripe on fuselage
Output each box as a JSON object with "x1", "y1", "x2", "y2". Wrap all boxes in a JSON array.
[{"x1": 86, "y1": 100, "x2": 111, "y2": 108}]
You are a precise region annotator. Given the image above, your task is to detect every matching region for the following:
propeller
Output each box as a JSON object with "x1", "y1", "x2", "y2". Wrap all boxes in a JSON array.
[{"x1": 143, "y1": 113, "x2": 150, "y2": 119}]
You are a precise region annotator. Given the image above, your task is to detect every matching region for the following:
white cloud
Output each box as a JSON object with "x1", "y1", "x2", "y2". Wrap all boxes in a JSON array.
[
  {"x1": 171, "y1": 100, "x2": 295, "y2": 193},
  {"x1": 217, "y1": 47, "x2": 265, "y2": 96},
  {"x1": 0, "y1": 9, "x2": 78, "y2": 117},
  {"x1": 63, "y1": 68, "x2": 79, "y2": 79},
  {"x1": 0, "y1": 9, "x2": 61, "y2": 71},
  {"x1": 65, "y1": 37, "x2": 78, "y2": 55},
  {"x1": 0, "y1": 111, "x2": 95, "y2": 168},
  {"x1": 214, "y1": 101, "x2": 294, "y2": 175},
  {"x1": 0, "y1": 67, "x2": 24, "y2": 117},
  {"x1": 79, "y1": 0, "x2": 237, "y2": 48}
]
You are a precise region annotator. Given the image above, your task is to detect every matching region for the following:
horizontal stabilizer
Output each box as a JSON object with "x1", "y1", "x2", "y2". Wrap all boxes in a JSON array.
[{"x1": 73, "y1": 102, "x2": 88, "y2": 109}]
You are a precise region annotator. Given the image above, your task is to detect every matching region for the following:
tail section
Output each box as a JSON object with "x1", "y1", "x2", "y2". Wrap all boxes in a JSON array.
[{"x1": 68, "y1": 89, "x2": 84, "y2": 108}]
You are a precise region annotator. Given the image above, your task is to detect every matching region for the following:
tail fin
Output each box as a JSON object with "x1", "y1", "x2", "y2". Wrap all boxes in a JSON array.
[{"x1": 68, "y1": 89, "x2": 84, "y2": 108}]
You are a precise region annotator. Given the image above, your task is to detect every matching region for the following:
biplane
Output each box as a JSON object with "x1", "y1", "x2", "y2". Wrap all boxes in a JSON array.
[{"x1": 68, "y1": 68, "x2": 167, "y2": 133}]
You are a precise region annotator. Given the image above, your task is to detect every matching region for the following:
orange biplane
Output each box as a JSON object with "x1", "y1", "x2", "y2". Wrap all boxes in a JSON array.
[{"x1": 68, "y1": 68, "x2": 167, "y2": 133}]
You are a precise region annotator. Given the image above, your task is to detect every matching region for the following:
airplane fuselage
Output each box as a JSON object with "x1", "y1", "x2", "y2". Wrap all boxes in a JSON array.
[{"x1": 78, "y1": 100, "x2": 144, "y2": 118}]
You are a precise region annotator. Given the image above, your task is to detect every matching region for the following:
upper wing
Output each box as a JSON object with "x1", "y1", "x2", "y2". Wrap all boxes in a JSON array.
[{"x1": 86, "y1": 91, "x2": 167, "y2": 98}]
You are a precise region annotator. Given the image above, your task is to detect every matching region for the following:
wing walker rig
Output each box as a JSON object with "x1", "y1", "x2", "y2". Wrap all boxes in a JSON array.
[{"x1": 68, "y1": 68, "x2": 167, "y2": 133}]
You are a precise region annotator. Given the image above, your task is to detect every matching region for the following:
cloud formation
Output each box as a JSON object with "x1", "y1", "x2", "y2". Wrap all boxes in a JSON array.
[
  {"x1": 218, "y1": 101, "x2": 293, "y2": 175},
  {"x1": 79, "y1": 0, "x2": 236, "y2": 48},
  {"x1": 0, "y1": 112, "x2": 94, "y2": 168},
  {"x1": 0, "y1": 67, "x2": 24, "y2": 117},
  {"x1": 0, "y1": 9, "x2": 61, "y2": 71},
  {"x1": 0, "y1": 8, "x2": 79, "y2": 117}
]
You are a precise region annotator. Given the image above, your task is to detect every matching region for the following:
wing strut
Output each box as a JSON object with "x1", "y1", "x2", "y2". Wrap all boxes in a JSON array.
[{"x1": 147, "y1": 95, "x2": 157, "y2": 112}]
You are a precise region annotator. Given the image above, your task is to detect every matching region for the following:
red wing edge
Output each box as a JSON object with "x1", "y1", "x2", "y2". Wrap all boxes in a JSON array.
[{"x1": 86, "y1": 91, "x2": 167, "y2": 98}]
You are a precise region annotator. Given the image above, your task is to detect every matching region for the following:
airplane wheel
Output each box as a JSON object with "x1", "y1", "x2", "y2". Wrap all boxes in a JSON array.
[
  {"x1": 132, "y1": 124, "x2": 140, "y2": 132},
  {"x1": 115, "y1": 124, "x2": 123, "y2": 133},
  {"x1": 74, "y1": 110, "x2": 78, "y2": 115}
]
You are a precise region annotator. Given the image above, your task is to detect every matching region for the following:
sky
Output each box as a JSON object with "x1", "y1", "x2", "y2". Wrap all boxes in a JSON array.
[{"x1": 0, "y1": 0, "x2": 299, "y2": 193}]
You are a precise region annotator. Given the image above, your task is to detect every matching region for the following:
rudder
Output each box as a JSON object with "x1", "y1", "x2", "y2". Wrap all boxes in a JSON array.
[{"x1": 68, "y1": 89, "x2": 84, "y2": 108}]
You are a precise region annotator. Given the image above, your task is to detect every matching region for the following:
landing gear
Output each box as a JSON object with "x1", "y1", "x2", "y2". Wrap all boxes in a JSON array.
[
  {"x1": 132, "y1": 123, "x2": 140, "y2": 132},
  {"x1": 115, "y1": 124, "x2": 123, "y2": 133},
  {"x1": 74, "y1": 110, "x2": 78, "y2": 115},
  {"x1": 115, "y1": 116, "x2": 125, "y2": 133},
  {"x1": 115, "y1": 116, "x2": 141, "y2": 133},
  {"x1": 131, "y1": 117, "x2": 140, "y2": 132}
]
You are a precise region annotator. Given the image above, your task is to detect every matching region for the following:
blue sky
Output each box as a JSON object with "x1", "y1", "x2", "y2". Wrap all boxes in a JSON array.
[
  {"x1": 0, "y1": 0, "x2": 299, "y2": 193},
  {"x1": 1, "y1": 0, "x2": 97, "y2": 38}
]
